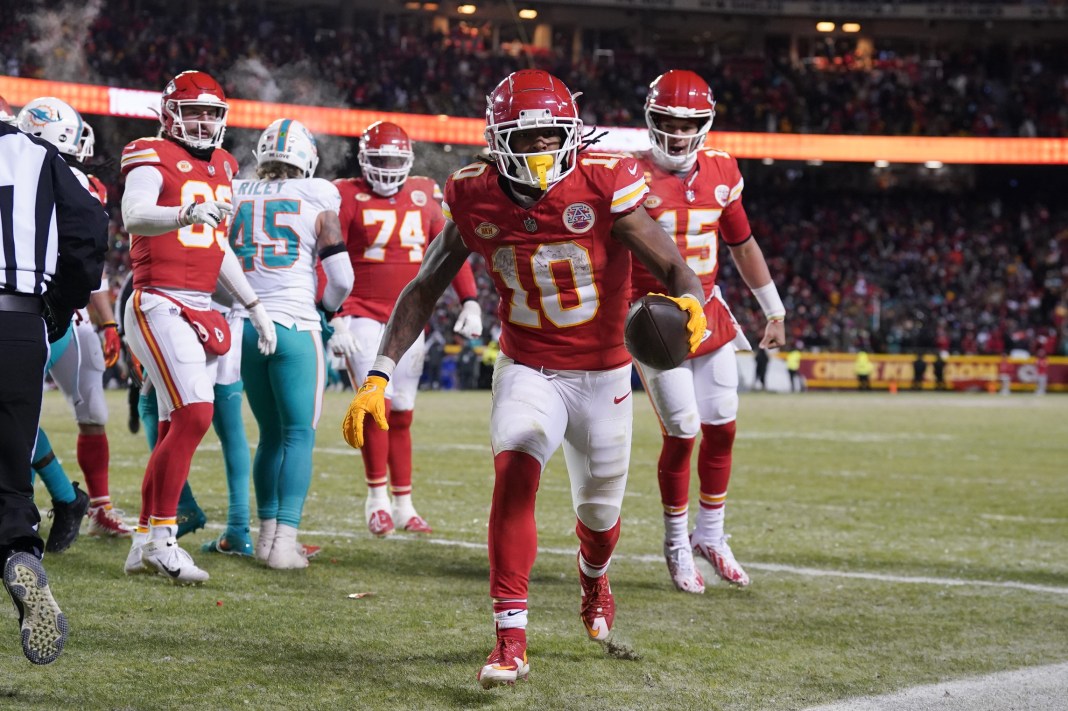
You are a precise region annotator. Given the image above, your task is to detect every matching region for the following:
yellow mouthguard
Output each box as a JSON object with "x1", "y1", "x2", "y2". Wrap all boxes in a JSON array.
[{"x1": 526, "y1": 154, "x2": 554, "y2": 190}]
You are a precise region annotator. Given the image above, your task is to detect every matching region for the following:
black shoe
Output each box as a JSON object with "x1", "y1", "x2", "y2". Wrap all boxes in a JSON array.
[
  {"x1": 3, "y1": 552, "x2": 68, "y2": 664},
  {"x1": 45, "y1": 483, "x2": 90, "y2": 554}
]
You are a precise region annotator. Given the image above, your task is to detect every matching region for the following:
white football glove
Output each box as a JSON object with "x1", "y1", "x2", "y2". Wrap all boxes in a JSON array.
[
  {"x1": 180, "y1": 200, "x2": 233, "y2": 229},
  {"x1": 248, "y1": 302, "x2": 277, "y2": 356},
  {"x1": 453, "y1": 299, "x2": 483, "y2": 340},
  {"x1": 326, "y1": 316, "x2": 361, "y2": 361}
]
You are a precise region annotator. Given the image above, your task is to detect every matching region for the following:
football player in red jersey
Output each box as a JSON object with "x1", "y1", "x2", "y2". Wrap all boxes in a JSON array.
[
  {"x1": 632, "y1": 70, "x2": 786, "y2": 593},
  {"x1": 333, "y1": 121, "x2": 482, "y2": 537},
  {"x1": 119, "y1": 70, "x2": 277, "y2": 584},
  {"x1": 342, "y1": 70, "x2": 706, "y2": 687}
]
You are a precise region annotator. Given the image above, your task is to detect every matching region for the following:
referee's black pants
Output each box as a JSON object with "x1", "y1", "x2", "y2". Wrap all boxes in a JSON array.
[{"x1": 0, "y1": 311, "x2": 48, "y2": 560}]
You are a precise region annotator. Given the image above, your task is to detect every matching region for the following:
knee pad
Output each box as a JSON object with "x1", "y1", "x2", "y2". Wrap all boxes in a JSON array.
[{"x1": 575, "y1": 502, "x2": 621, "y2": 533}]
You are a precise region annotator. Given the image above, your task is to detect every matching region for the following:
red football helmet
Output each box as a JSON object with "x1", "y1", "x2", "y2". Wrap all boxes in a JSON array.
[
  {"x1": 358, "y1": 121, "x2": 413, "y2": 196},
  {"x1": 645, "y1": 70, "x2": 716, "y2": 171},
  {"x1": 0, "y1": 94, "x2": 15, "y2": 125},
  {"x1": 160, "y1": 70, "x2": 228, "y2": 151},
  {"x1": 484, "y1": 69, "x2": 583, "y2": 190}
]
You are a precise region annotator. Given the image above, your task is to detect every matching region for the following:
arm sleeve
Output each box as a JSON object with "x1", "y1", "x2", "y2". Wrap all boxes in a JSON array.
[
  {"x1": 320, "y1": 249, "x2": 354, "y2": 313},
  {"x1": 121, "y1": 165, "x2": 184, "y2": 236},
  {"x1": 216, "y1": 239, "x2": 259, "y2": 308},
  {"x1": 50, "y1": 152, "x2": 109, "y2": 312},
  {"x1": 719, "y1": 199, "x2": 752, "y2": 245}
]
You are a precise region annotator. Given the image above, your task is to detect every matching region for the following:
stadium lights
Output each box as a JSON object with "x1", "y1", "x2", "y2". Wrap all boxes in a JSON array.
[
  {"x1": 925, "y1": 160, "x2": 944, "y2": 169},
  {"x1": 874, "y1": 159, "x2": 890, "y2": 168},
  {"x1": 422, "y1": 2, "x2": 439, "y2": 9},
  {"x1": 816, "y1": 21, "x2": 835, "y2": 32},
  {"x1": 762, "y1": 158, "x2": 775, "y2": 165},
  {"x1": 842, "y1": 22, "x2": 861, "y2": 33},
  {"x1": 518, "y1": 8, "x2": 538, "y2": 19},
  {"x1": 457, "y1": 4, "x2": 477, "y2": 14},
  {"x1": 404, "y1": 1, "x2": 421, "y2": 8}
]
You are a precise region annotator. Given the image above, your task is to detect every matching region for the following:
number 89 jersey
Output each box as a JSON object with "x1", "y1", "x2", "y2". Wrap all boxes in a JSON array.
[
  {"x1": 120, "y1": 137, "x2": 238, "y2": 292},
  {"x1": 229, "y1": 177, "x2": 341, "y2": 329},
  {"x1": 444, "y1": 153, "x2": 648, "y2": 372}
]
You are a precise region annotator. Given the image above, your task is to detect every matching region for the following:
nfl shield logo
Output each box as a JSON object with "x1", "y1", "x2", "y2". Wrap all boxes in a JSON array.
[{"x1": 524, "y1": 217, "x2": 538, "y2": 233}]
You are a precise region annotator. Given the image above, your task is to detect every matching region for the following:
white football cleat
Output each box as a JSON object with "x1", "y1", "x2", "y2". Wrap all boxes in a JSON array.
[
  {"x1": 256, "y1": 519, "x2": 277, "y2": 562},
  {"x1": 692, "y1": 533, "x2": 750, "y2": 587},
  {"x1": 266, "y1": 524, "x2": 309, "y2": 570},
  {"x1": 123, "y1": 533, "x2": 151, "y2": 576},
  {"x1": 664, "y1": 542, "x2": 705, "y2": 594},
  {"x1": 141, "y1": 537, "x2": 209, "y2": 585}
]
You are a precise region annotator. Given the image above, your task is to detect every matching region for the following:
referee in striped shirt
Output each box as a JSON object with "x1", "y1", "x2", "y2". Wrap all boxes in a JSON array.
[{"x1": 0, "y1": 117, "x2": 108, "y2": 664}]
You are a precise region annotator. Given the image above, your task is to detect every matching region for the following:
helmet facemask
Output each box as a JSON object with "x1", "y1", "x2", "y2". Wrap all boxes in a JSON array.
[
  {"x1": 76, "y1": 122, "x2": 95, "y2": 162},
  {"x1": 486, "y1": 110, "x2": 582, "y2": 190},
  {"x1": 358, "y1": 146, "x2": 413, "y2": 197},
  {"x1": 646, "y1": 108, "x2": 713, "y2": 172},
  {"x1": 163, "y1": 99, "x2": 228, "y2": 151}
]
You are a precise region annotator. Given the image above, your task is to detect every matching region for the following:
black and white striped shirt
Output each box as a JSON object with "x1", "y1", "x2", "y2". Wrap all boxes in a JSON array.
[{"x1": 0, "y1": 121, "x2": 108, "y2": 312}]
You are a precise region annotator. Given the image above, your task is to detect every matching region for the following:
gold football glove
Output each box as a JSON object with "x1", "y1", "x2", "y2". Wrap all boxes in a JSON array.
[
  {"x1": 653, "y1": 293, "x2": 708, "y2": 353},
  {"x1": 341, "y1": 375, "x2": 389, "y2": 449}
]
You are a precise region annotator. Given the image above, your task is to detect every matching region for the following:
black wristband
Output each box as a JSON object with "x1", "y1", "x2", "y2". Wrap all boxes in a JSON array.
[
  {"x1": 367, "y1": 369, "x2": 390, "y2": 382},
  {"x1": 318, "y1": 243, "x2": 347, "y2": 260}
]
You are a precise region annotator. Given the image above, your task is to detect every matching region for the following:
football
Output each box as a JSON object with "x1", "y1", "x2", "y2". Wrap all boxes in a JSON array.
[{"x1": 624, "y1": 294, "x2": 692, "y2": 370}]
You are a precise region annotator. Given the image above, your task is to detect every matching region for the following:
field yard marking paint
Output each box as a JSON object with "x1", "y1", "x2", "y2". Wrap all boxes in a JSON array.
[{"x1": 202, "y1": 523, "x2": 1068, "y2": 597}]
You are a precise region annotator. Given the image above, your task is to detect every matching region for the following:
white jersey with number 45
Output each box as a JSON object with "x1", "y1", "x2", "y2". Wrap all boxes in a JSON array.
[{"x1": 229, "y1": 177, "x2": 341, "y2": 330}]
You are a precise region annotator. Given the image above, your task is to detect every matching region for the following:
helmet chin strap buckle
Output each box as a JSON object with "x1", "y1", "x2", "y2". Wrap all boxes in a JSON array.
[{"x1": 526, "y1": 154, "x2": 554, "y2": 190}]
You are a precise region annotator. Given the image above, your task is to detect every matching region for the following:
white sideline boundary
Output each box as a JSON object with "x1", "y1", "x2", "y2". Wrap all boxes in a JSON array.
[{"x1": 801, "y1": 662, "x2": 1068, "y2": 711}]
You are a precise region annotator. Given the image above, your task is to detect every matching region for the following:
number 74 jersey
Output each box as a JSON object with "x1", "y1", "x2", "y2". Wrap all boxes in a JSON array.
[{"x1": 229, "y1": 177, "x2": 341, "y2": 329}]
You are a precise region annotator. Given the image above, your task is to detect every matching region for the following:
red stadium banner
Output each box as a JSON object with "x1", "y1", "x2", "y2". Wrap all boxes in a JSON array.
[
  {"x1": 785, "y1": 353, "x2": 1067, "y2": 393},
  {"x1": 4, "y1": 75, "x2": 1068, "y2": 165}
]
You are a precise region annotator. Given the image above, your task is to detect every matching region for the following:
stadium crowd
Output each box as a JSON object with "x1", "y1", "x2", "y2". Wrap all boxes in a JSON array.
[{"x1": 3, "y1": 0, "x2": 1068, "y2": 137}]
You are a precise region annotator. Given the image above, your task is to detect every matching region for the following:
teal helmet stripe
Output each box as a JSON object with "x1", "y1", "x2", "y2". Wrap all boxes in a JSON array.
[{"x1": 276, "y1": 119, "x2": 292, "y2": 153}]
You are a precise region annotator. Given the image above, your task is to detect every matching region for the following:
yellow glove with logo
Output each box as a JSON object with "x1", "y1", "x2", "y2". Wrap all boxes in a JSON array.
[
  {"x1": 341, "y1": 375, "x2": 389, "y2": 449},
  {"x1": 654, "y1": 293, "x2": 707, "y2": 353}
]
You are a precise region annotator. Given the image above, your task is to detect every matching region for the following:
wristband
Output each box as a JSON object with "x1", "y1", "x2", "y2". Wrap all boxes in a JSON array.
[
  {"x1": 751, "y1": 282, "x2": 785, "y2": 320},
  {"x1": 99, "y1": 321, "x2": 118, "y2": 329},
  {"x1": 370, "y1": 355, "x2": 397, "y2": 380}
]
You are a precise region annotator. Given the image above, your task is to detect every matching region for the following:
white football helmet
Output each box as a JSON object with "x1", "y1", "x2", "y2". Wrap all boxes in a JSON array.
[
  {"x1": 16, "y1": 96, "x2": 87, "y2": 157},
  {"x1": 254, "y1": 119, "x2": 319, "y2": 178}
]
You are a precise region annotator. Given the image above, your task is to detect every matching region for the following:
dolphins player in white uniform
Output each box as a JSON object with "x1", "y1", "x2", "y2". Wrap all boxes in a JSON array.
[{"x1": 228, "y1": 119, "x2": 354, "y2": 568}]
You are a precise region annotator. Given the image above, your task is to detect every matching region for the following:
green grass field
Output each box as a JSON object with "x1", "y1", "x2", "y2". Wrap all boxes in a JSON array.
[{"x1": 2, "y1": 388, "x2": 1066, "y2": 710}]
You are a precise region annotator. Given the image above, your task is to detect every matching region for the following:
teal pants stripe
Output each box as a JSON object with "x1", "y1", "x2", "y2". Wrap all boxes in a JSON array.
[
  {"x1": 212, "y1": 381, "x2": 250, "y2": 529},
  {"x1": 241, "y1": 322, "x2": 321, "y2": 528}
]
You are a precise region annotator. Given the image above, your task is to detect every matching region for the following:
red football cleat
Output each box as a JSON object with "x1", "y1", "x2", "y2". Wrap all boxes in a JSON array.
[{"x1": 477, "y1": 635, "x2": 529, "y2": 689}]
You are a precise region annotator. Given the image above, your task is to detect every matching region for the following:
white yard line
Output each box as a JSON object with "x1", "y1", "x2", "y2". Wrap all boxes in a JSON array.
[
  {"x1": 802, "y1": 662, "x2": 1068, "y2": 711},
  {"x1": 206, "y1": 522, "x2": 1068, "y2": 597}
]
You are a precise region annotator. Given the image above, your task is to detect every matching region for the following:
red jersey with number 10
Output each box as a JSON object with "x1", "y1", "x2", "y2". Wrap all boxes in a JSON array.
[
  {"x1": 444, "y1": 153, "x2": 648, "y2": 371},
  {"x1": 120, "y1": 137, "x2": 237, "y2": 292},
  {"x1": 631, "y1": 148, "x2": 752, "y2": 356}
]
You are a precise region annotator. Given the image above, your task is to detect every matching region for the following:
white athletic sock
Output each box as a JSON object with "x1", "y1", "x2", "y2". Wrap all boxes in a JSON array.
[
  {"x1": 694, "y1": 506, "x2": 725, "y2": 543},
  {"x1": 664, "y1": 511, "x2": 689, "y2": 548}
]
